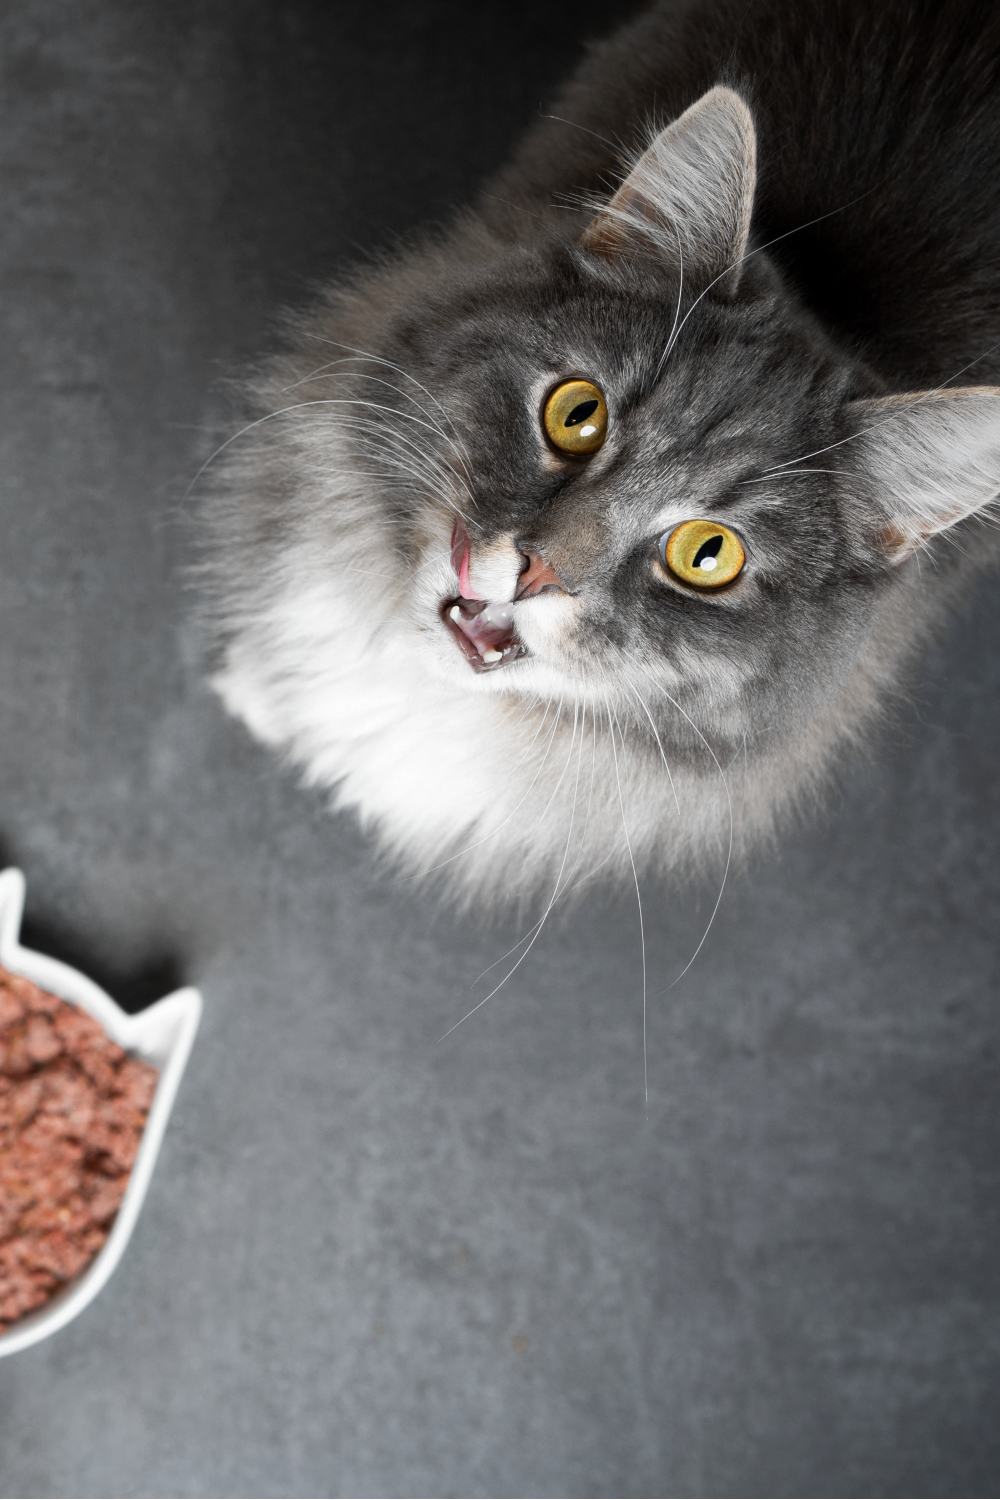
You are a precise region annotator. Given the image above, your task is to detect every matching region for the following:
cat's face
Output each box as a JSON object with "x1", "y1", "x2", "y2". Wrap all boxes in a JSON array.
[
  {"x1": 373, "y1": 241, "x2": 870, "y2": 733},
  {"x1": 328, "y1": 86, "x2": 999, "y2": 746}
]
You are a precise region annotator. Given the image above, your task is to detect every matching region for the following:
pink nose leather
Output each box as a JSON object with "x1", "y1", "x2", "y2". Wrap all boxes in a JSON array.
[{"x1": 514, "y1": 548, "x2": 566, "y2": 600}]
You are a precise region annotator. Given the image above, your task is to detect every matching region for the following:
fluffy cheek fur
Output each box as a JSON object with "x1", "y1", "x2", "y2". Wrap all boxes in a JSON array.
[
  {"x1": 211, "y1": 437, "x2": 946, "y2": 912},
  {"x1": 207, "y1": 379, "x2": 879, "y2": 907}
]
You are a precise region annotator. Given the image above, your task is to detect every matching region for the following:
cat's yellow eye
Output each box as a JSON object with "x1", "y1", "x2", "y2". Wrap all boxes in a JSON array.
[
  {"x1": 542, "y1": 378, "x2": 608, "y2": 456},
  {"x1": 662, "y1": 519, "x2": 746, "y2": 589}
]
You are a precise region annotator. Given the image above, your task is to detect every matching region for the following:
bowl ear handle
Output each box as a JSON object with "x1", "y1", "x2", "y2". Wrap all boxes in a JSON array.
[
  {"x1": 137, "y1": 986, "x2": 203, "y2": 1065},
  {"x1": 0, "y1": 868, "x2": 26, "y2": 953}
]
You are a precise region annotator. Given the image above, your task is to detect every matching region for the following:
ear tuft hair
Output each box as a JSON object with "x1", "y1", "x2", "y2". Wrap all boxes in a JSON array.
[
  {"x1": 582, "y1": 85, "x2": 757, "y2": 296},
  {"x1": 844, "y1": 387, "x2": 1000, "y2": 562}
]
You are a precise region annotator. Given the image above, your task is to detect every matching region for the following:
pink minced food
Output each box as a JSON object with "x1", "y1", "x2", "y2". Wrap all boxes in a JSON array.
[{"x1": 0, "y1": 964, "x2": 158, "y2": 1332}]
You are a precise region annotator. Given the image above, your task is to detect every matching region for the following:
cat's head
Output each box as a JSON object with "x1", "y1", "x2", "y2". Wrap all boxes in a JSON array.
[{"x1": 319, "y1": 86, "x2": 1000, "y2": 745}]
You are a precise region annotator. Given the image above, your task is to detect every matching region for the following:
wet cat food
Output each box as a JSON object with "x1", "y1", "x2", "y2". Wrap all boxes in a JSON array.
[{"x1": 0, "y1": 965, "x2": 158, "y2": 1331}]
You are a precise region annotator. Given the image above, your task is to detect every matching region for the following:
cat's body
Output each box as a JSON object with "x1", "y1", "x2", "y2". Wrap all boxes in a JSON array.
[{"x1": 204, "y1": 0, "x2": 1000, "y2": 902}]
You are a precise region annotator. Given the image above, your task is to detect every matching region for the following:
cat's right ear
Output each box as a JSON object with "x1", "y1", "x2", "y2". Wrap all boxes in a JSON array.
[
  {"x1": 843, "y1": 386, "x2": 1000, "y2": 562},
  {"x1": 581, "y1": 85, "x2": 757, "y2": 296}
]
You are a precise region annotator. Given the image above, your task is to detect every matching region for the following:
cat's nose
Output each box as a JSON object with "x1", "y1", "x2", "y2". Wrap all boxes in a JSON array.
[{"x1": 514, "y1": 547, "x2": 567, "y2": 601}]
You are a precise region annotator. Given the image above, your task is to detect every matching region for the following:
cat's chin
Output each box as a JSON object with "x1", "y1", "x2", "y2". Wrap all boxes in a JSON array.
[
  {"x1": 419, "y1": 617, "x2": 598, "y2": 707},
  {"x1": 419, "y1": 625, "x2": 535, "y2": 696}
]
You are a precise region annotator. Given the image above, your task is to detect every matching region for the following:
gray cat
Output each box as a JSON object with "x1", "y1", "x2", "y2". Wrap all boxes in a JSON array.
[{"x1": 202, "y1": 0, "x2": 1000, "y2": 904}]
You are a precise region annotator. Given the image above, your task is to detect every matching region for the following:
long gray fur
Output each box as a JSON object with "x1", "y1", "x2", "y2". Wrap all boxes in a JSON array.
[{"x1": 200, "y1": 0, "x2": 1000, "y2": 903}]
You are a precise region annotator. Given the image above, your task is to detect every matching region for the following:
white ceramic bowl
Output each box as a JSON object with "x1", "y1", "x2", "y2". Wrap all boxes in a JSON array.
[{"x1": 0, "y1": 866, "x2": 201, "y2": 1358}]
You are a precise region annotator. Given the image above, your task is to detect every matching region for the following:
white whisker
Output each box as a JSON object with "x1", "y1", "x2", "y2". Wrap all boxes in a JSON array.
[
  {"x1": 655, "y1": 188, "x2": 879, "y2": 381},
  {"x1": 539, "y1": 110, "x2": 622, "y2": 152},
  {"x1": 188, "y1": 397, "x2": 479, "y2": 527},
  {"x1": 739, "y1": 468, "x2": 848, "y2": 483},
  {"x1": 760, "y1": 339, "x2": 1000, "y2": 475},
  {"x1": 316, "y1": 401, "x2": 477, "y2": 508},
  {"x1": 439, "y1": 702, "x2": 583, "y2": 1041},
  {"x1": 640, "y1": 671, "x2": 734, "y2": 994},
  {"x1": 417, "y1": 700, "x2": 561, "y2": 878},
  {"x1": 282, "y1": 364, "x2": 475, "y2": 494},
  {"x1": 466, "y1": 708, "x2": 595, "y2": 981},
  {"x1": 300, "y1": 333, "x2": 476, "y2": 479},
  {"x1": 604, "y1": 694, "x2": 648, "y2": 1105},
  {"x1": 617, "y1": 669, "x2": 681, "y2": 816}
]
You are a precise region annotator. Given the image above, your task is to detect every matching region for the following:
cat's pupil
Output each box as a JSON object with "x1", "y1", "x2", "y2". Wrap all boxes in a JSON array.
[
  {"x1": 692, "y1": 534, "x2": 724, "y2": 569},
  {"x1": 564, "y1": 399, "x2": 599, "y2": 428}
]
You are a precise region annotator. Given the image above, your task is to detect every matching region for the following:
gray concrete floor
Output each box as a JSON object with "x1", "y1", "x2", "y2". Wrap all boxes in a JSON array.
[{"x1": 1, "y1": 3, "x2": 999, "y2": 1495}]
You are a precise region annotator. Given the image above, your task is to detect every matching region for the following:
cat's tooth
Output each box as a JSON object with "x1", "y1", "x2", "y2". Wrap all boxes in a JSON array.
[
  {"x1": 482, "y1": 648, "x2": 502, "y2": 664},
  {"x1": 449, "y1": 605, "x2": 462, "y2": 622}
]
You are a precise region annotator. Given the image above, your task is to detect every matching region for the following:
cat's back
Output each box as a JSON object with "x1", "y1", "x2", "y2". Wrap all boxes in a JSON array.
[{"x1": 736, "y1": 0, "x2": 1000, "y2": 384}]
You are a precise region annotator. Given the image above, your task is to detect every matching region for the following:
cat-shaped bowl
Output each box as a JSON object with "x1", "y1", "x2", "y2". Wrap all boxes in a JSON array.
[{"x1": 0, "y1": 867, "x2": 201, "y2": 1358}]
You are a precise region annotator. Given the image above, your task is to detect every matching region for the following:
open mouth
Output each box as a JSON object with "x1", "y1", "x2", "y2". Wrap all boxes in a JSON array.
[
  {"x1": 440, "y1": 596, "x2": 530, "y2": 672},
  {"x1": 441, "y1": 523, "x2": 530, "y2": 673}
]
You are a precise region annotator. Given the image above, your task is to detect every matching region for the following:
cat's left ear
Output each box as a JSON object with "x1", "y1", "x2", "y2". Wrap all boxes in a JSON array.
[
  {"x1": 844, "y1": 387, "x2": 1000, "y2": 562},
  {"x1": 581, "y1": 85, "x2": 756, "y2": 296}
]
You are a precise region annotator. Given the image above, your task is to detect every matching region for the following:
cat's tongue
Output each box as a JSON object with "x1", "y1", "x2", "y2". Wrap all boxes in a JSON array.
[
  {"x1": 444, "y1": 522, "x2": 528, "y2": 671},
  {"x1": 450, "y1": 523, "x2": 480, "y2": 601}
]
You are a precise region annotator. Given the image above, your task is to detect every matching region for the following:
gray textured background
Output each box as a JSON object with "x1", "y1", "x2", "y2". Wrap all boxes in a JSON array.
[{"x1": 1, "y1": 3, "x2": 999, "y2": 1496}]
